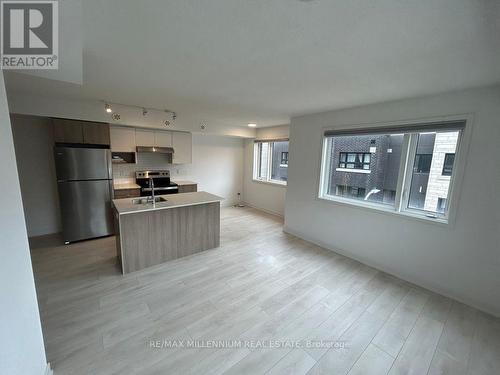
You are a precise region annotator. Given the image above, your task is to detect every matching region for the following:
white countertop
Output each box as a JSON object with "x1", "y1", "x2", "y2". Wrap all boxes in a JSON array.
[
  {"x1": 113, "y1": 191, "x2": 223, "y2": 215},
  {"x1": 113, "y1": 182, "x2": 141, "y2": 190},
  {"x1": 171, "y1": 180, "x2": 197, "y2": 185}
]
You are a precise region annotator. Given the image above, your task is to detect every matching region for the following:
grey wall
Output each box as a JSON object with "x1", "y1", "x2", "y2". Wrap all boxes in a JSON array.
[
  {"x1": 0, "y1": 74, "x2": 47, "y2": 374},
  {"x1": 11, "y1": 115, "x2": 62, "y2": 237},
  {"x1": 285, "y1": 86, "x2": 500, "y2": 316}
]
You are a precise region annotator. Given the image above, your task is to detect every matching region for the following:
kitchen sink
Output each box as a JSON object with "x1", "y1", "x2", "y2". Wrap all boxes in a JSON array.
[{"x1": 131, "y1": 197, "x2": 168, "y2": 205}]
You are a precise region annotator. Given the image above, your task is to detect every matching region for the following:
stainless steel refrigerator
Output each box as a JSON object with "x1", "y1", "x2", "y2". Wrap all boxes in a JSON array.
[{"x1": 54, "y1": 146, "x2": 114, "y2": 244}]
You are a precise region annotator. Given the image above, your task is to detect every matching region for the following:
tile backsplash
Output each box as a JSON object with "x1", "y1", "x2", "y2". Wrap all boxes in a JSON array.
[{"x1": 113, "y1": 152, "x2": 188, "y2": 182}]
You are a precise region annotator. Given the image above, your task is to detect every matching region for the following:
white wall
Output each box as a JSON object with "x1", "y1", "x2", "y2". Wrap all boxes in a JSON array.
[
  {"x1": 185, "y1": 134, "x2": 244, "y2": 206},
  {"x1": 11, "y1": 115, "x2": 61, "y2": 237},
  {"x1": 285, "y1": 86, "x2": 500, "y2": 316},
  {"x1": 243, "y1": 125, "x2": 289, "y2": 216},
  {"x1": 0, "y1": 75, "x2": 48, "y2": 374},
  {"x1": 114, "y1": 133, "x2": 244, "y2": 207}
]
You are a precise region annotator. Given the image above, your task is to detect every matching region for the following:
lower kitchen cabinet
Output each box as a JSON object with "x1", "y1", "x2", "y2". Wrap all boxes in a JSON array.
[
  {"x1": 114, "y1": 188, "x2": 141, "y2": 199},
  {"x1": 178, "y1": 184, "x2": 197, "y2": 193}
]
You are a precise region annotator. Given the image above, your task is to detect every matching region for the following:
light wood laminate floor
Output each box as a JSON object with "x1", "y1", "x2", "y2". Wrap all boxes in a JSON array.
[{"x1": 31, "y1": 207, "x2": 500, "y2": 375}]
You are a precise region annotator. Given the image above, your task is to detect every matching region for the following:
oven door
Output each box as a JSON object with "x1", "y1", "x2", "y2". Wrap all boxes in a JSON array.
[{"x1": 141, "y1": 186, "x2": 179, "y2": 196}]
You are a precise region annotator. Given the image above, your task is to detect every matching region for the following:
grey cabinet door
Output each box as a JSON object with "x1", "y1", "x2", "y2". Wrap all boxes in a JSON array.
[
  {"x1": 58, "y1": 180, "x2": 113, "y2": 243},
  {"x1": 83, "y1": 122, "x2": 110, "y2": 145},
  {"x1": 53, "y1": 119, "x2": 84, "y2": 144}
]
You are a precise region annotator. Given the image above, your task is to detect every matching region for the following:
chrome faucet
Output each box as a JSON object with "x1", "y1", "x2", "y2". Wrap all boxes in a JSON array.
[{"x1": 148, "y1": 177, "x2": 155, "y2": 206}]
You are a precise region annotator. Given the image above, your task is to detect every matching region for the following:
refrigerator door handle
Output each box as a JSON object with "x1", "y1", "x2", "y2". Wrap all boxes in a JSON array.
[{"x1": 107, "y1": 149, "x2": 113, "y2": 180}]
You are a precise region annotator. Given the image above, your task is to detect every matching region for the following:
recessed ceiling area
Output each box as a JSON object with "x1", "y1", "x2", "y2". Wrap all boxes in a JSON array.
[{"x1": 5, "y1": 0, "x2": 500, "y2": 127}]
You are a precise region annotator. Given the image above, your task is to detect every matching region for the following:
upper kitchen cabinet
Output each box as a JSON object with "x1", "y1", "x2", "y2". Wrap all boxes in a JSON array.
[
  {"x1": 53, "y1": 118, "x2": 110, "y2": 146},
  {"x1": 136, "y1": 129, "x2": 172, "y2": 148},
  {"x1": 135, "y1": 129, "x2": 155, "y2": 147},
  {"x1": 155, "y1": 131, "x2": 172, "y2": 147},
  {"x1": 111, "y1": 125, "x2": 191, "y2": 164},
  {"x1": 53, "y1": 118, "x2": 84, "y2": 144},
  {"x1": 172, "y1": 132, "x2": 192, "y2": 164},
  {"x1": 83, "y1": 122, "x2": 110, "y2": 145},
  {"x1": 110, "y1": 126, "x2": 136, "y2": 152}
]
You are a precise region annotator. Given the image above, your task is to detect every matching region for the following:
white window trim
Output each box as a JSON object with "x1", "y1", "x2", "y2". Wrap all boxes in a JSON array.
[
  {"x1": 317, "y1": 114, "x2": 474, "y2": 226},
  {"x1": 253, "y1": 141, "x2": 288, "y2": 186},
  {"x1": 335, "y1": 168, "x2": 371, "y2": 174}
]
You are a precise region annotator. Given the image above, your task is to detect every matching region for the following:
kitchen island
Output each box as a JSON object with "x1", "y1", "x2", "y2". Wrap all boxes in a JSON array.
[{"x1": 113, "y1": 191, "x2": 222, "y2": 274}]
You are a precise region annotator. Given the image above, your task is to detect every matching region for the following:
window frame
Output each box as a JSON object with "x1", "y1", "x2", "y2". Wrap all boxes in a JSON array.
[
  {"x1": 253, "y1": 139, "x2": 289, "y2": 186},
  {"x1": 317, "y1": 116, "x2": 472, "y2": 225}
]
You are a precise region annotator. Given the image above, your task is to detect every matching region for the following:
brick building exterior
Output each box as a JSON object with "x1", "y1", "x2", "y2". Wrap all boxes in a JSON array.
[
  {"x1": 328, "y1": 134, "x2": 404, "y2": 205},
  {"x1": 327, "y1": 131, "x2": 458, "y2": 212}
]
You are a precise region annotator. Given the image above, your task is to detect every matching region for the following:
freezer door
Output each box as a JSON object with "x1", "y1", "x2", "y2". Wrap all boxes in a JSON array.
[
  {"x1": 58, "y1": 180, "x2": 114, "y2": 243},
  {"x1": 54, "y1": 146, "x2": 111, "y2": 181}
]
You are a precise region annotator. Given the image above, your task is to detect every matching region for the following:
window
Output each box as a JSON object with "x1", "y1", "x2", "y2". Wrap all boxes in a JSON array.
[
  {"x1": 254, "y1": 140, "x2": 289, "y2": 184},
  {"x1": 319, "y1": 121, "x2": 465, "y2": 221},
  {"x1": 407, "y1": 131, "x2": 460, "y2": 215},
  {"x1": 323, "y1": 132, "x2": 403, "y2": 206},
  {"x1": 281, "y1": 152, "x2": 289, "y2": 166},
  {"x1": 442, "y1": 153, "x2": 455, "y2": 176},
  {"x1": 413, "y1": 154, "x2": 432, "y2": 173},
  {"x1": 336, "y1": 185, "x2": 366, "y2": 199},
  {"x1": 338, "y1": 152, "x2": 371, "y2": 170},
  {"x1": 437, "y1": 198, "x2": 447, "y2": 213}
]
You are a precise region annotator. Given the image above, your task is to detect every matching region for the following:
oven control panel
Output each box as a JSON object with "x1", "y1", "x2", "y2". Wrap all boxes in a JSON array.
[{"x1": 136, "y1": 170, "x2": 170, "y2": 179}]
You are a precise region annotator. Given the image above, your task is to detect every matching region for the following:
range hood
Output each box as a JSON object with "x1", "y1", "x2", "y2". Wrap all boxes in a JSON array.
[{"x1": 136, "y1": 146, "x2": 174, "y2": 154}]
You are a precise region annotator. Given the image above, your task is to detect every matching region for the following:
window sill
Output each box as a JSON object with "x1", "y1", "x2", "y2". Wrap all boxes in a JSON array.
[
  {"x1": 252, "y1": 179, "x2": 287, "y2": 187},
  {"x1": 335, "y1": 168, "x2": 371, "y2": 174},
  {"x1": 317, "y1": 194, "x2": 449, "y2": 226}
]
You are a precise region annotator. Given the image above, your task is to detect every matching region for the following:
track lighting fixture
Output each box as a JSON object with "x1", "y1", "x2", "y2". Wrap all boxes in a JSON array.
[{"x1": 102, "y1": 101, "x2": 177, "y2": 125}]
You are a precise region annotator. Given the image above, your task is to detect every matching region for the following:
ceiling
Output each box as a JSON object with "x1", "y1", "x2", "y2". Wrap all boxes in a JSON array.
[{"x1": 5, "y1": 0, "x2": 500, "y2": 128}]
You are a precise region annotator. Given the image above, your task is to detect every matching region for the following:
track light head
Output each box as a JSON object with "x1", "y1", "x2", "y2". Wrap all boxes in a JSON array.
[{"x1": 105, "y1": 103, "x2": 112, "y2": 113}]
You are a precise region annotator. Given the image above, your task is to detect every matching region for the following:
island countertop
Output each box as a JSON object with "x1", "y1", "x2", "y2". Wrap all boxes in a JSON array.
[{"x1": 113, "y1": 191, "x2": 223, "y2": 215}]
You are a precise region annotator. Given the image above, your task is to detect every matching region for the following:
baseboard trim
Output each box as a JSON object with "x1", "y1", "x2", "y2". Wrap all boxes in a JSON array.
[
  {"x1": 43, "y1": 363, "x2": 53, "y2": 375},
  {"x1": 283, "y1": 225, "x2": 500, "y2": 318},
  {"x1": 220, "y1": 199, "x2": 238, "y2": 208},
  {"x1": 242, "y1": 202, "x2": 284, "y2": 218}
]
